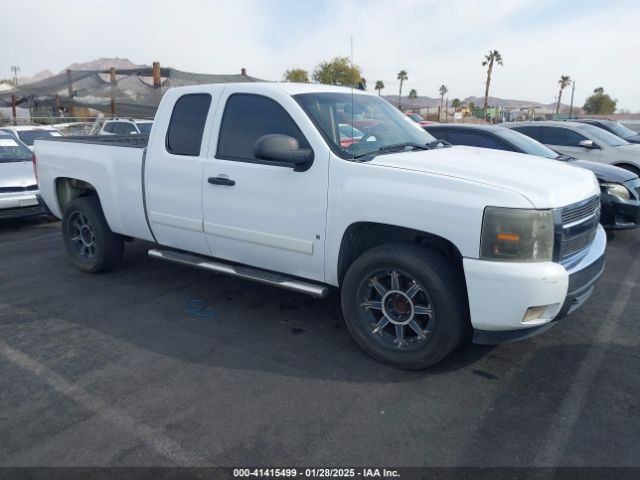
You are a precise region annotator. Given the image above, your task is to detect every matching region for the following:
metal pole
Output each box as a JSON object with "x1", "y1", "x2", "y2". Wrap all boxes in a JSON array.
[
  {"x1": 110, "y1": 67, "x2": 116, "y2": 116},
  {"x1": 11, "y1": 94, "x2": 16, "y2": 126},
  {"x1": 569, "y1": 81, "x2": 575, "y2": 118}
]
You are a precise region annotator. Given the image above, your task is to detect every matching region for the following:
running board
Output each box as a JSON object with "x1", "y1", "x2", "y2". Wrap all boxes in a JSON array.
[{"x1": 148, "y1": 249, "x2": 329, "y2": 298}]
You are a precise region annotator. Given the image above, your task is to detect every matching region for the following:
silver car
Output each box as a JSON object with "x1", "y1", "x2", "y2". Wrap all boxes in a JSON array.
[
  {"x1": 0, "y1": 134, "x2": 43, "y2": 219},
  {"x1": 502, "y1": 120, "x2": 640, "y2": 176}
]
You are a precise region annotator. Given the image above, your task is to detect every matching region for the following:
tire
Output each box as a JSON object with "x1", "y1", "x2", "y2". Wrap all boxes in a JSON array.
[
  {"x1": 341, "y1": 244, "x2": 468, "y2": 369},
  {"x1": 61, "y1": 196, "x2": 124, "y2": 273}
]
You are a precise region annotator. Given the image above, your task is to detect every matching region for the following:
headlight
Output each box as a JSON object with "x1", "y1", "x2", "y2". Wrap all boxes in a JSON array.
[
  {"x1": 600, "y1": 182, "x2": 630, "y2": 200},
  {"x1": 481, "y1": 207, "x2": 554, "y2": 262}
]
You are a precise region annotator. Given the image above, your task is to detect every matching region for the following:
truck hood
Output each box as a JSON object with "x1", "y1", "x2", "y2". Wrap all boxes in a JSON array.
[
  {"x1": 369, "y1": 146, "x2": 599, "y2": 209},
  {"x1": 0, "y1": 160, "x2": 37, "y2": 189},
  {"x1": 569, "y1": 159, "x2": 637, "y2": 183}
]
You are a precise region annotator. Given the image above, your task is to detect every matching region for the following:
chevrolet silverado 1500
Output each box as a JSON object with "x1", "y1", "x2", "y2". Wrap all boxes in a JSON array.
[{"x1": 35, "y1": 83, "x2": 606, "y2": 369}]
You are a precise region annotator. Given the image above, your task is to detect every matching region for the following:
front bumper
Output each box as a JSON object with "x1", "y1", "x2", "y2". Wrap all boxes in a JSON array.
[
  {"x1": 600, "y1": 179, "x2": 640, "y2": 230},
  {"x1": 465, "y1": 225, "x2": 607, "y2": 344},
  {"x1": 0, "y1": 191, "x2": 45, "y2": 219}
]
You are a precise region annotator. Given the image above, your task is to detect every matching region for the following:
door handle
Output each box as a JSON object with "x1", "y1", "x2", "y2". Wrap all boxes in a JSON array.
[{"x1": 208, "y1": 176, "x2": 236, "y2": 186}]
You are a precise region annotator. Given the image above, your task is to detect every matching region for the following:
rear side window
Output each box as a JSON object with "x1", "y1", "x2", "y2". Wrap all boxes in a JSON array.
[
  {"x1": 542, "y1": 127, "x2": 587, "y2": 147},
  {"x1": 426, "y1": 129, "x2": 449, "y2": 142},
  {"x1": 446, "y1": 131, "x2": 511, "y2": 150},
  {"x1": 512, "y1": 126, "x2": 543, "y2": 142},
  {"x1": 217, "y1": 94, "x2": 310, "y2": 161},
  {"x1": 103, "y1": 123, "x2": 115, "y2": 133},
  {"x1": 166, "y1": 93, "x2": 212, "y2": 156},
  {"x1": 111, "y1": 122, "x2": 126, "y2": 135}
]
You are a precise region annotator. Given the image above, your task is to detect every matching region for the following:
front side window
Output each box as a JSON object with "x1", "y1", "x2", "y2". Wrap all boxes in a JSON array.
[
  {"x1": 511, "y1": 126, "x2": 544, "y2": 143},
  {"x1": 542, "y1": 127, "x2": 587, "y2": 147},
  {"x1": 294, "y1": 92, "x2": 436, "y2": 159},
  {"x1": 494, "y1": 128, "x2": 559, "y2": 159},
  {"x1": 446, "y1": 131, "x2": 511, "y2": 151},
  {"x1": 102, "y1": 123, "x2": 115, "y2": 133},
  {"x1": 217, "y1": 94, "x2": 310, "y2": 161},
  {"x1": 166, "y1": 93, "x2": 212, "y2": 156},
  {"x1": 577, "y1": 124, "x2": 629, "y2": 147},
  {"x1": 137, "y1": 122, "x2": 153, "y2": 135}
]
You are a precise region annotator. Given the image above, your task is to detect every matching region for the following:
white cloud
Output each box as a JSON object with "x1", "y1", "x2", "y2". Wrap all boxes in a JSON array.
[{"x1": 3, "y1": 0, "x2": 639, "y2": 110}]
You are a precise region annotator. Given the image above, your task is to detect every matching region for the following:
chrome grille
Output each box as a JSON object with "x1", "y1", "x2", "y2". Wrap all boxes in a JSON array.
[
  {"x1": 560, "y1": 196, "x2": 599, "y2": 225},
  {"x1": 558, "y1": 196, "x2": 600, "y2": 261},
  {"x1": 0, "y1": 185, "x2": 37, "y2": 193}
]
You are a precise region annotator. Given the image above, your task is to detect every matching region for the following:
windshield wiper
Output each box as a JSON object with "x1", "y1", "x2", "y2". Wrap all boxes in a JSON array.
[
  {"x1": 427, "y1": 139, "x2": 451, "y2": 147},
  {"x1": 353, "y1": 142, "x2": 433, "y2": 159}
]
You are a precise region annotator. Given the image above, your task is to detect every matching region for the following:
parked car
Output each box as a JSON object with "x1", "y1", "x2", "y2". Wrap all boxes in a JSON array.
[
  {"x1": 0, "y1": 134, "x2": 44, "y2": 219},
  {"x1": 98, "y1": 118, "x2": 154, "y2": 135},
  {"x1": 405, "y1": 112, "x2": 433, "y2": 126},
  {"x1": 35, "y1": 83, "x2": 605, "y2": 369},
  {"x1": 502, "y1": 121, "x2": 640, "y2": 176},
  {"x1": 570, "y1": 118, "x2": 640, "y2": 144},
  {"x1": 0, "y1": 125, "x2": 63, "y2": 151},
  {"x1": 425, "y1": 124, "x2": 640, "y2": 231}
]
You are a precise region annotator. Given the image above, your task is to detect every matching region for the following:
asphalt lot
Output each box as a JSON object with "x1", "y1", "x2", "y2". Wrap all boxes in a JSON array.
[{"x1": 0, "y1": 217, "x2": 639, "y2": 468}]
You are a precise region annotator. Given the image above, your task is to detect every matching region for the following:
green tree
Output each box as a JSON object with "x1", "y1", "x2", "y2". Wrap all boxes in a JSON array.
[
  {"x1": 283, "y1": 68, "x2": 309, "y2": 83},
  {"x1": 439, "y1": 85, "x2": 448, "y2": 120},
  {"x1": 451, "y1": 98, "x2": 461, "y2": 112},
  {"x1": 408, "y1": 88, "x2": 418, "y2": 104},
  {"x1": 556, "y1": 75, "x2": 571, "y2": 114},
  {"x1": 375, "y1": 80, "x2": 385, "y2": 96},
  {"x1": 583, "y1": 87, "x2": 617, "y2": 114},
  {"x1": 482, "y1": 50, "x2": 503, "y2": 117},
  {"x1": 397, "y1": 70, "x2": 408, "y2": 110},
  {"x1": 312, "y1": 56, "x2": 362, "y2": 87}
]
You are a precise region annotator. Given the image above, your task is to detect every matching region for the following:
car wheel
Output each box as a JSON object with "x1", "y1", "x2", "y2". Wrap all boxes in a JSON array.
[
  {"x1": 341, "y1": 244, "x2": 468, "y2": 369},
  {"x1": 62, "y1": 196, "x2": 124, "y2": 273}
]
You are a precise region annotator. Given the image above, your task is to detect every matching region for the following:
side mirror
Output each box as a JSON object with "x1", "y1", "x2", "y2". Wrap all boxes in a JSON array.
[
  {"x1": 579, "y1": 139, "x2": 599, "y2": 149},
  {"x1": 254, "y1": 134, "x2": 314, "y2": 171}
]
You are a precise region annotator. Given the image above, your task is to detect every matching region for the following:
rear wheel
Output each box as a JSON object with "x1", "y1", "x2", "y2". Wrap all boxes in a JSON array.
[
  {"x1": 62, "y1": 196, "x2": 124, "y2": 273},
  {"x1": 341, "y1": 244, "x2": 468, "y2": 369}
]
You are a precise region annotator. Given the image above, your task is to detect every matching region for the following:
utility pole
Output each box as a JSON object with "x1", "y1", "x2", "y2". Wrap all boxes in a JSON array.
[
  {"x1": 569, "y1": 80, "x2": 576, "y2": 118},
  {"x1": 110, "y1": 67, "x2": 116, "y2": 116},
  {"x1": 10, "y1": 65, "x2": 20, "y2": 87}
]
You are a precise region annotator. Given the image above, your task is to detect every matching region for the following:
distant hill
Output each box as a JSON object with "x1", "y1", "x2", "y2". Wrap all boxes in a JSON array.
[
  {"x1": 19, "y1": 69, "x2": 54, "y2": 85},
  {"x1": 64, "y1": 57, "x2": 146, "y2": 72}
]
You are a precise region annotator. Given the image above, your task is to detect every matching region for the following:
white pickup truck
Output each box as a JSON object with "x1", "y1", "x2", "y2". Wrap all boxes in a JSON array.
[{"x1": 35, "y1": 83, "x2": 606, "y2": 369}]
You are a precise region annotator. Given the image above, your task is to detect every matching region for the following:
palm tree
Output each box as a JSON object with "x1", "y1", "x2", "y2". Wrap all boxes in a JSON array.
[
  {"x1": 482, "y1": 50, "x2": 503, "y2": 118},
  {"x1": 451, "y1": 98, "x2": 461, "y2": 112},
  {"x1": 556, "y1": 75, "x2": 571, "y2": 114},
  {"x1": 397, "y1": 70, "x2": 408, "y2": 109},
  {"x1": 439, "y1": 85, "x2": 448, "y2": 121},
  {"x1": 375, "y1": 80, "x2": 385, "y2": 96}
]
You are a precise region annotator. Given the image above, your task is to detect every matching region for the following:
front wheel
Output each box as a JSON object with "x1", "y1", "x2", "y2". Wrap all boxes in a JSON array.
[
  {"x1": 62, "y1": 196, "x2": 124, "y2": 273},
  {"x1": 341, "y1": 244, "x2": 468, "y2": 369}
]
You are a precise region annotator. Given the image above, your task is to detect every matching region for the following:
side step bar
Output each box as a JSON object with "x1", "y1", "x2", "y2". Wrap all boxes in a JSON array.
[{"x1": 148, "y1": 249, "x2": 329, "y2": 298}]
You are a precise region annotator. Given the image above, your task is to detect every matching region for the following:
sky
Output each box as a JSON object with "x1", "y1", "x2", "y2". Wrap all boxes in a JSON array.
[{"x1": 2, "y1": 0, "x2": 639, "y2": 111}]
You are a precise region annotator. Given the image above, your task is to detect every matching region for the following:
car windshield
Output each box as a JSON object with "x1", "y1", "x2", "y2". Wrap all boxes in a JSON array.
[
  {"x1": 577, "y1": 124, "x2": 629, "y2": 146},
  {"x1": 0, "y1": 136, "x2": 32, "y2": 162},
  {"x1": 294, "y1": 92, "x2": 437, "y2": 159},
  {"x1": 494, "y1": 127, "x2": 560, "y2": 159},
  {"x1": 17, "y1": 129, "x2": 61, "y2": 146},
  {"x1": 137, "y1": 122, "x2": 153, "y2": 135},
  {"x1": 599, "y1": 120, "x2": 637, "y2": 139},
  {"x1": 408, "y1": 113, "x2": 424, "y2": 122}
]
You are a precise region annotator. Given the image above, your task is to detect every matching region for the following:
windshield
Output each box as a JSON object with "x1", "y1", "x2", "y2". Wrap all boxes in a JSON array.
[
  {"x1": 17, "y1": 129, "x2": 62, "y2": 146},
  {"x1": 408, "y1": 113, "x2": 424, "y2": 122},
  {"x1": 294, "y1": 92, "x2": 436, "y2": 159},
  {"x1": 494, "y1": 127, "x2": 560, "y2": 159},
  {"x1": 577, "y1": 124, "x2": 629, "y2": 146},
  {"x1": 137, "y1": 122, "x2": 153, "y2": 135},
  {"x1": 599, "y1": 120, "x2": 637, "y2": 139},
  {"x1": 0, "y1": 136, "x2": 32, "y2": 162}
]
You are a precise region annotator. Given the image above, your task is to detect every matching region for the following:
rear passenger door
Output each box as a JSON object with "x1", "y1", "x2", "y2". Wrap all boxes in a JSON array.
[
  {"x1": 145, "y1": 92, "x2": 217, "y2": 256},
  {"x1": 201, "y1": 91, "x2": 330, "y2": 282}
]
